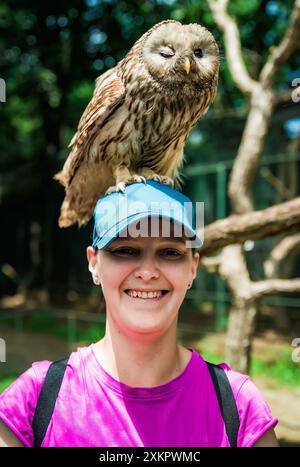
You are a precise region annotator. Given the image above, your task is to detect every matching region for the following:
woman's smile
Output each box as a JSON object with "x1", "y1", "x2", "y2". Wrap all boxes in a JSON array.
[{"x1": 124, "y1": 289, "x2": 170, "y2": 302}]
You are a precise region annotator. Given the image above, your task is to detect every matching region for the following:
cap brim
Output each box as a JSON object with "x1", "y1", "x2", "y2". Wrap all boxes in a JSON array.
[{"x1": 93, "y1": 212, "x2": 203, "y2": 250}]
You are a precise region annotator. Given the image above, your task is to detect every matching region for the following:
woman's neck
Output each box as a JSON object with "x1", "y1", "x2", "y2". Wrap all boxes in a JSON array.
[{"x1": 93, "y1": 333, "x2": 192, "y2": 387}]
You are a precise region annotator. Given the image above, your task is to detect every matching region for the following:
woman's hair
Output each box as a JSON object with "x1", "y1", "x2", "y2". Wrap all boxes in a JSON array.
[{"x1": 191, "y1": 248, "x2": 197, "y2": 257}]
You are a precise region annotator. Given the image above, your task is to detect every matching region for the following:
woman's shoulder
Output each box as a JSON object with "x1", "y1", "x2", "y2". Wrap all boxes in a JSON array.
[
  {"x1": 0, "y1": 359, "x2": 52, "y2": 403},
  {"x1": 215, "y1": 360, "x2": 270, "y2": 410},
  {"x1": 30, "y1": 343, "x2": 92, "y2": 381},
  {"x1": 191, "y1": 349, "x2": 251, "y2": 397},
  {"x1": 212, "y1": 359, "x2": 268, "y2": 407},
  {"x1": 216, "y1": 361, "x2": 251, "y2": 398},
  {"x1": 195, "y1": 353, "x2": 278, "y2": 414},
  {"x1": 0, "y1": 359, "x2": 52, "y2": 447},
  {"x1": 212, "y1": 360, "x2": 278, "y2": 447},
  {"x1": 0, "y1": 344, "x2": 93, "y2": 447}
]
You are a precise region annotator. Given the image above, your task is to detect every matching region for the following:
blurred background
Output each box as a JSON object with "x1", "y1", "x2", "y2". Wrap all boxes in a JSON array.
[{"x1": 0, "y1": 0, "x2": 299, "y2": 446}]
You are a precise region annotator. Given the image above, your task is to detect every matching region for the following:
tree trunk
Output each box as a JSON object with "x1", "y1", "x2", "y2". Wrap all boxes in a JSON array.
[
  {"x1": 208, "y1": 0, "x2": 300, "y2": 373},
  {"x1": 225, "y1": 301, "x2": 257, "y2": 373}
]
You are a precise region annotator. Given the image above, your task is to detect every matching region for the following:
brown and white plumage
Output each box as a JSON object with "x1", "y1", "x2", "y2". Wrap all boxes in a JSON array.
[{"x1": 54, "y1": 20, "x2": 220, "y2": 227}]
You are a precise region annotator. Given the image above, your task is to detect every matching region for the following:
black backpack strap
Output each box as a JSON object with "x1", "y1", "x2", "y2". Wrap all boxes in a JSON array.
[
  {"x1": 205, "y1": 361, "x2": 240, "y2": 447},
  {"x1": 32, "y1": 357, "x2": 69, "y2": 447}
]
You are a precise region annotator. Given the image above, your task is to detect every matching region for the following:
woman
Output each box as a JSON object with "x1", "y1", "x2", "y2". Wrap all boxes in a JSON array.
[{"x1": 0, "y1": 180, "x2": 279, "y2": 447}]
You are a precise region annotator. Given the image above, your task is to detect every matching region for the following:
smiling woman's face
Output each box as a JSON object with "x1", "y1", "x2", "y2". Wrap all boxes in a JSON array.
[{"x1": 87, "y1": 220, "x2": 200, "y2": 338}]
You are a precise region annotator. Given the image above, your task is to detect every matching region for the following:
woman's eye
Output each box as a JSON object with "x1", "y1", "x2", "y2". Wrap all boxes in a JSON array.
[
  {"x1": 161, "y1": 249, "x2": 182, "y2": 258},
  {"x1": 194, "y1": 48, "x2": 203, "y2": 58},
  {"x1": 108, "y1": 248, "x2": 183, "y2": 258},
  {"x1": 111, "y1": 248, "x2": 138, "y2": 256}
]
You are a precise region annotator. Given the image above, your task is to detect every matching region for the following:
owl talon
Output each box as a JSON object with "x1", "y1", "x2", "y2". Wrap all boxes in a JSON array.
[
  {"x1": 125, "y1": 174, "x2": 147, "y2": 186},
  {"x1": 151, "y1": 175, "x2": 174, "y2": 188},
  {"x1": 105, "y1": 182, "x2": 126, "y2": 195},
  {"x1": 105, "y1": 175, "x2": 147, "y2": 196}
]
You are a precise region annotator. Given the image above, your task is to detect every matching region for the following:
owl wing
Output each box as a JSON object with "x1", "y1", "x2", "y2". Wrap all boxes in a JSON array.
[{"x1": 55, "y1": 63, "x2": 125, "y2": 188}]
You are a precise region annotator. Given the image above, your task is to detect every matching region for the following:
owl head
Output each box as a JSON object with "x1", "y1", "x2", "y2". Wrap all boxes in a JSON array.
[{"x1": 140, "y1": 20, "x2": 219, "y2": 96}]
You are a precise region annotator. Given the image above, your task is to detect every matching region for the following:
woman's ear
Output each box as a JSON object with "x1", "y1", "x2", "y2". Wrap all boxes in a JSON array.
[
  {"x1": 192, "y1": 251, "x2": 200, "y2": 280},
  {"x1": 86, "y1": 246, "x2": 101, "y2": 285}
]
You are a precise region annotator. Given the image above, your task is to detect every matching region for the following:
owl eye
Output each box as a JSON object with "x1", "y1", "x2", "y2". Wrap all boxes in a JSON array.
[
  {"x1": 159, "y1": 46, "x2": 175, "y2": 58},
  {"x1": 194, "y1": 48, "x2": 203, "y2": 58}
]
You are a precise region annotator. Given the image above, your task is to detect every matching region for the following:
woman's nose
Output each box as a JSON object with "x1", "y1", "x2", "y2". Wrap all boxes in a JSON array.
[{"x1": 133, "y1": 255, "x2": 160, "y2": 281}]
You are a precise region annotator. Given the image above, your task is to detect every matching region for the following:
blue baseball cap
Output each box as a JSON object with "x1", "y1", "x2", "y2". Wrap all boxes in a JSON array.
[{"x1": 92, "y1": 180, "x2": 203, "y2": 250}]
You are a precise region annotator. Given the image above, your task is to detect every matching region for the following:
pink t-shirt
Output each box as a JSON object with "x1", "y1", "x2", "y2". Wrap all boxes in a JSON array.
[{"x1": 0, "y1": 344, "x2": 278, "y2": 447}]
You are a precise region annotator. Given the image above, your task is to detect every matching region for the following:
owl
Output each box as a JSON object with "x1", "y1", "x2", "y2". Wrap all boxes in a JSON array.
[{"x1": 54, "y1": 20, "x2": 219, "y2": 227}]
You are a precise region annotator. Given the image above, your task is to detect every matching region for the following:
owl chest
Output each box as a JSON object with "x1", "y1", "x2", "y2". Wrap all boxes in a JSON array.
[
  {"x1": 129, "y1": 99, "x2": 190, "y2": 149},
  {"x1": 100, "y1": 97, "x2": 192, "y2": 166}
]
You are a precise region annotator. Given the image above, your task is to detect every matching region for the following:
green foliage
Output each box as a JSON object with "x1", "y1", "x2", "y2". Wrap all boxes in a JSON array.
[
  {"x1": 65, "y1": 80, "x2": 96, "y2": 133},
  {"x1": 228, "y1": 0, "x2": 261, "y2": 17},
  {"x1": 37, "y1": 68, "x2": 61, "y2": 108},
  {"x1": 197, "y1": 348, "x2": 223, "y2": 365},
  {"x1": 9, "y1": 96, "x2": 42, "y2": 135},
  {"x1": 75, "y1": 324, "x2": 106, "y2": 346},
  {"x1": 32, "y1": 314, "x2": 105, "y2": 342},
  {"x1": 251, "y1": 347, "x2": 300, "y2": 389},
  {"x1": 0, "y1": 376, "x2": 18, "y2": 394},
  {"x1": 0, "y1": 309, "x2": 105, "y2": 342}
]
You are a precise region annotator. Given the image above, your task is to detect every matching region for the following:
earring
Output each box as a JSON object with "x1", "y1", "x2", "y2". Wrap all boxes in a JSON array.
[{"x1": 187, "y1": 282, "x2": 192, "y2": 289}]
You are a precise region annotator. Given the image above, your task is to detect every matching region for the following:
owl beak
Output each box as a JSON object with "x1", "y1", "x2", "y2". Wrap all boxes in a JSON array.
[{"x1": 182, "y1": 58, "x2": 191, "y2": 75}]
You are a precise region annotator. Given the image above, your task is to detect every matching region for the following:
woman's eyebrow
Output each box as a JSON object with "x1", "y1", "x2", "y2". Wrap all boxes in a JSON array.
[
  {"x1": 125, "y1": 237, "x2": 186, "y2": 244},
  {"x1": 158, "y1": 237, "x2": 186, "y2": 244},
  {"x1": 112, "y1": 235, "x2": 188, "y2": 245}
]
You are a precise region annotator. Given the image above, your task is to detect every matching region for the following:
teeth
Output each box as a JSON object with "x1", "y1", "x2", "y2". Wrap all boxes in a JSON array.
[{"x1": 127, "y1": 290, "x2": 164, "y2": 299}]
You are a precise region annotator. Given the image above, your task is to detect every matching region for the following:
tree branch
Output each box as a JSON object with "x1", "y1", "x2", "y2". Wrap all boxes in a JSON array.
[
  {"x1": 260, "y1": 0, "x2": 300, "y2": 87},
  {"x1": 264, "y1": 233, "x2": 300, "y2": 278},
  {"x1": 251, "y1": 278, "x2": 300, "y2": 298},
  {"x1": 199, "y1": 253, "x2": 223, "y2": 272},
  {"x1": 207, "y1": 0, "x2": 258, "y2": 94},
  {"x1": 274, "y1": 89, "x2": 300, "y2": 106},
  {"x1": 260, "y1": 166, "x2": 295, "y2": 201},
  {"x1": 198, "y1": 197, "x2": 300, "y2": 256}
]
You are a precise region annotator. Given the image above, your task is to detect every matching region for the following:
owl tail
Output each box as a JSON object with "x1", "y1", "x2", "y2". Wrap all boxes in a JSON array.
[
  {"x1": 58, "y1": 199, "x2": 83, "y2": 228},
  {"x1": 56, "y1": 162, "x2": 115, "y2": 228},
  {"x1": 53, "y1": 170, "x2": 67, "y2": 188}
]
